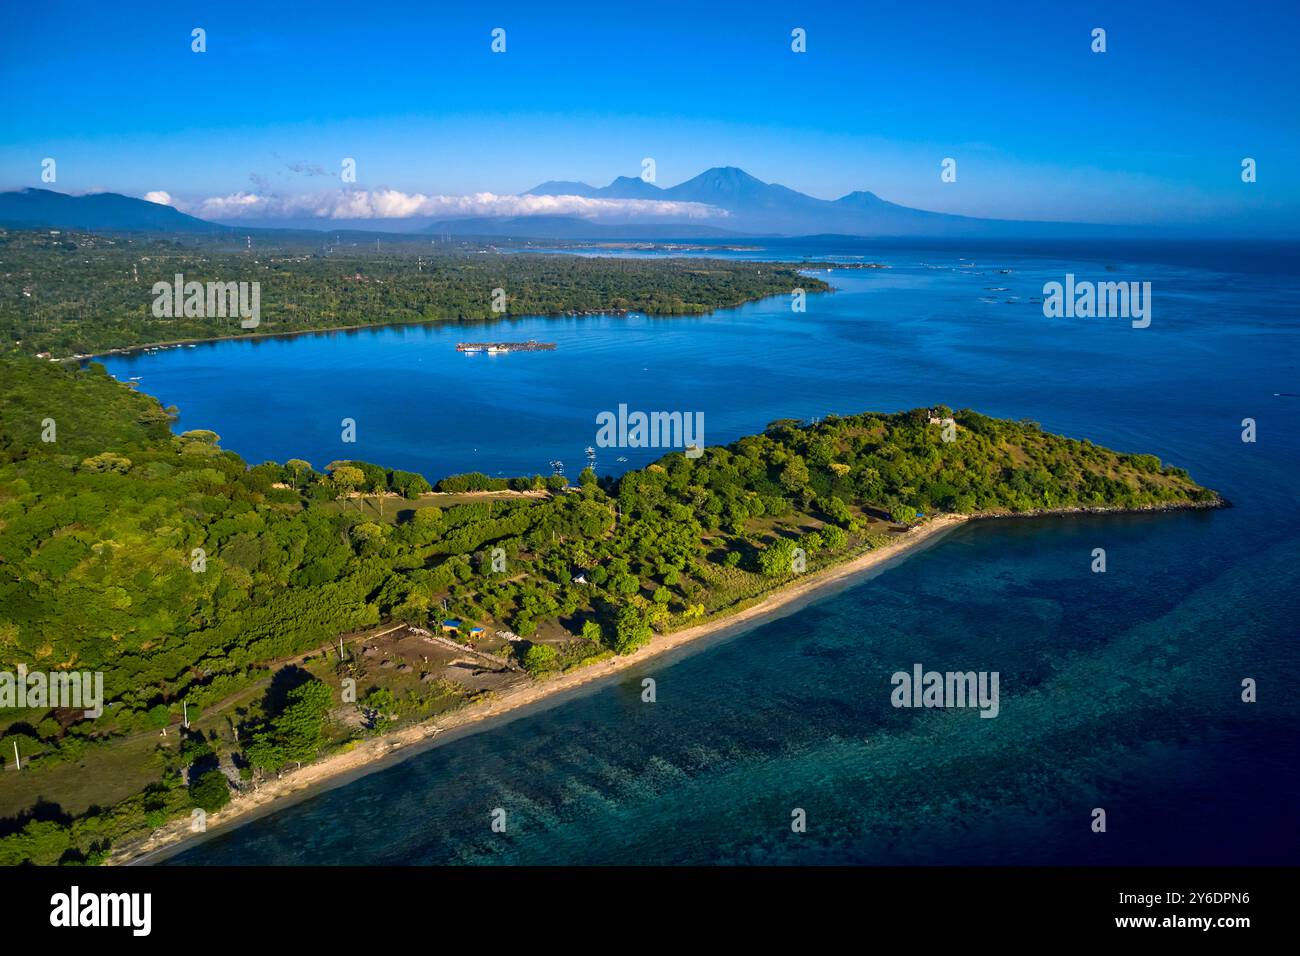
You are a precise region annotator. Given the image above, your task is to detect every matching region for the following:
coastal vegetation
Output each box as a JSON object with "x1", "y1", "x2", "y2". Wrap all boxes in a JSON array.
[
  {"x1": 0, "y1": 230, "x2": 829, "y2": 356},
  {"x1": 0, "y1": 357, "x2": 1218, "y2": 864}
]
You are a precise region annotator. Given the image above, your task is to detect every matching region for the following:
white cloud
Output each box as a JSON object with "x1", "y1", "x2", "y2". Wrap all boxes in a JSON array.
[
  {"x1": 156, "y1": 189, "x2": 726, "y2": 223},
  {"x1": 143, "y1": 190, "x2": 174, "y2": 206}
]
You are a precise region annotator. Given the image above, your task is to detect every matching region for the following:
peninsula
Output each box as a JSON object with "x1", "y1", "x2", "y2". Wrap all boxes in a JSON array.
[{"x1": 0, "y1": 357, "x2": 1222, "y2": 865}]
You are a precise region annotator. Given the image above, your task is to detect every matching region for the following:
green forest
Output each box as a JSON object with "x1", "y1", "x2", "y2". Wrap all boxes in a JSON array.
[
  {"x1": 0, "y1": 230, "x2": 830, "y2": 356},
  {"x1": 0, "y1": 357, "x2": 1217, "y2": 864}
]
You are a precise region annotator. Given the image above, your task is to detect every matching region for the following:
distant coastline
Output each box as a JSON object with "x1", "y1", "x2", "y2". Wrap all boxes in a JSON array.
[
  {"x1": 66, "y1": 295, "x2": 814, "y2": 365},
  {"x1": 65, "y1": 311, "x2": 650, "y2": 364},
  {"x1": 10, "y1": 244, "x2": 828, "y2": 361}
]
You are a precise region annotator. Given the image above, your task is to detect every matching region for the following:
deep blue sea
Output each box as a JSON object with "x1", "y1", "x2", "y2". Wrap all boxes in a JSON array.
[{"x1": 102, "y1": 238, "x2": 1300, "y2": 865}]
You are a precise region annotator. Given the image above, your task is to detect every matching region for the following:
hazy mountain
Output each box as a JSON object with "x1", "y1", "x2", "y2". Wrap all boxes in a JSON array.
[
  {"x1": 0, "y1": 188, "x2": 229, "y2": 233},
  {"x1": 526, "y1": 166, "x2": 1124, "y2": 238},
  {"x1": 526, "y1": 180, "x2": 602, "y2": 198},
  {"x1": 599, "y1": 176, "x2": 668, "y2": 200},
  {"x1": 664, "y1": 166, "x2": 817, "y2": 209}
]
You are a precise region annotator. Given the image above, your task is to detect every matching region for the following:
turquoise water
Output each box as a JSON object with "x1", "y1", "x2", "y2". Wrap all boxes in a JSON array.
[{"x1": 109, "y1": 240, "x2": 1299, "y2": 865}]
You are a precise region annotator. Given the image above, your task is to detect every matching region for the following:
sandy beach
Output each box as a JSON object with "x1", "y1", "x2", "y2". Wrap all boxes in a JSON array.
[{"x1": 113, "y1": 513, "x2": 968, "y2": 865}]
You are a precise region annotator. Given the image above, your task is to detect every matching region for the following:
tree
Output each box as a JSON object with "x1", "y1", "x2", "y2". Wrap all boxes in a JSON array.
[
  {"x1": 778, "y1": 456, "x2": 810, "y2": 493},
  {"x1": 613, "y1": 605, "x2": 653, "y2": 654},
  {"x1": 179, "y1": 734, "x2": 214, "y2": 767},
  {"x1": 389, "y1": 469, "x2": 432, "y2": 498},
  {"x1": 351, "y1": 521, "x2": 387, "y2": 553},
  {"x1": 820, "y1": 495, "x2": 853, "y2": 527},
  {"x1": 757, "y1": 538, "x2": 798, "y2": 576},
  {"x1": 181, "y1": 429, "x2": 220, "y2": 444},
  {"x1": 286, "y1": 458, "x2": 312, "y2": 490},
  {"x1": 522, "y1": 643, "x2": 559, "y2": 676},
  {"x1": 189, "y1": 769, "x2": 231, "y2": 813},
  {"x1": 330, "y1": 465, "x2": 366, "y2": 497},
  {"x1": 890, "y1": 504, "x2": 915, "y2": 525},
  {"x1": 821, "y1": 525, "x2": 847, "y2": 550},
  {"x1": 608, "y1": 573, "x2": 640, "y2": 597},
  {"x1": 411, "y1": 506, "x2": 443, "y2": 530},
  {"x1": 359, "y1": 687, "x2": 397, "y2": 730},
  {"x1": 80, "y1": 452, "x2": 132, "y2": 474},
  {"x1": 580, "y1": 620, "x2": 602, "y2": 643},
  {"x1": 246, "y1": 678, "x2": 333, "y2": 772},
  {"x1": 0, "y1": 819, "x2": 77, "y2": 866}
]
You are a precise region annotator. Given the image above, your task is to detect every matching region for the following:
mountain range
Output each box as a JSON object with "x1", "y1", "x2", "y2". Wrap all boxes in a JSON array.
[
  {"x1": 522, "y1": 166, "x2": 1118, "y2": 238},
  {"x1": 0, "y1": 169, "x2": 1126, "y2": 239},
  {"x1": 0, "y1": 188, "x2": 229, "y2": 234}
]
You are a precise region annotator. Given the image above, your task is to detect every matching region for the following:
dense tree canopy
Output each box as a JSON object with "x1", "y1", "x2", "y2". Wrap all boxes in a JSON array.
[{"x1": 0, "y1": 230, "x2": 829, "y2": 356}]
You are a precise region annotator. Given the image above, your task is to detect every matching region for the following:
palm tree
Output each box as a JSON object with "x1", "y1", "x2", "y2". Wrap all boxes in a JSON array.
[{"x1": 286, "y1": 458, "x2": 311, "y2": 491}]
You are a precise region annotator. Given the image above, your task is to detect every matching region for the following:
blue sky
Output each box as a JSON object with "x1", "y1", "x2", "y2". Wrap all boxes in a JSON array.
[{"x1": 2, "y1": 0, "x2": 1297, "y2": 232}]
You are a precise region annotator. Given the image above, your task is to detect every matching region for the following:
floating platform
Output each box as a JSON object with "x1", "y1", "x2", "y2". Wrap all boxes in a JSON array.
[{"x1": 457, "y1": 340, "x2": 557, "y2": 353}]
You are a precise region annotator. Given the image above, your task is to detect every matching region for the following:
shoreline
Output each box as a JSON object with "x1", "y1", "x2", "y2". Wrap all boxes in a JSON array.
[
  {"x1": 60, "y1": 281, "x2": 833, "y2": 364},
  {"x1": 113, "y1": 513, "x2": 968, "y2": 866},
  {"x1": 69, "y1": 315, "x2": 613, "y2": 363},
  {"x1": 966, "y1": 498, "x2": 1229, "y2": 518},
  {"x1": 109, "y1": 497, "x2": 1226, "y2": 866}
]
